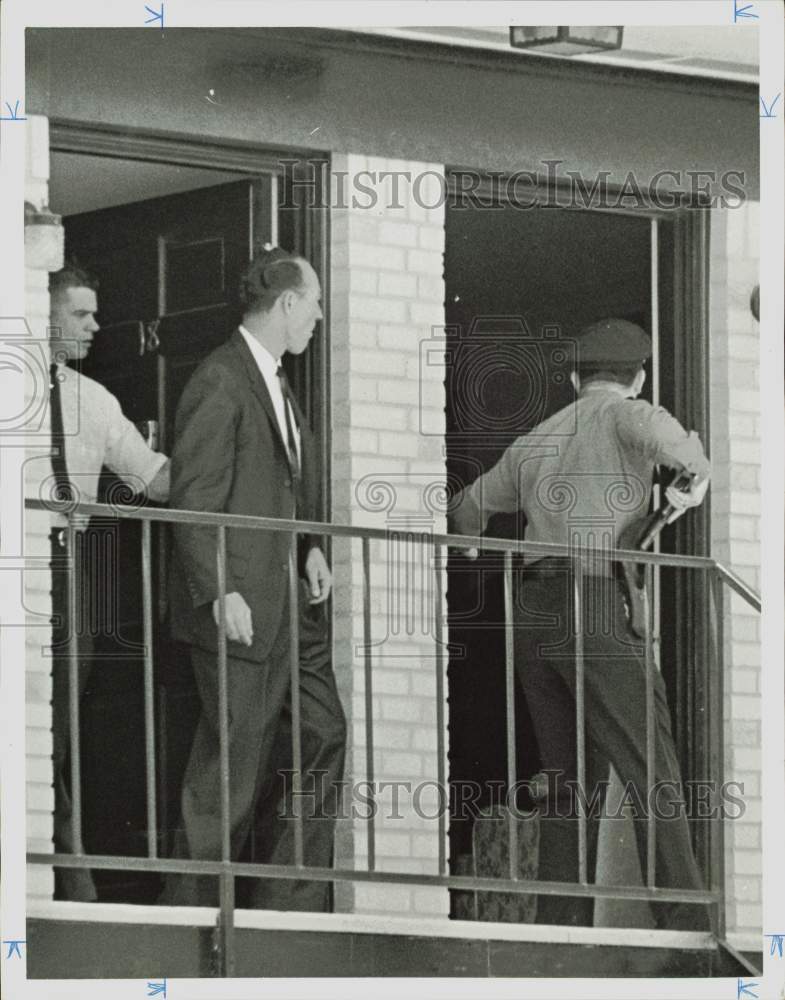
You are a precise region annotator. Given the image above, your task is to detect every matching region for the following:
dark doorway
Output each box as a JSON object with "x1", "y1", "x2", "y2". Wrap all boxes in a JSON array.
[
  {"x1": 444, "y1": 178, "x2": 710, "y2": 913},
  {"x1": 53, "y1": 149, "x2": 328, "y2": 902}
]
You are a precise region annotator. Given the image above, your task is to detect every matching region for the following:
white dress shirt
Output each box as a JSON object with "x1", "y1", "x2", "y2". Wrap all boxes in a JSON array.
[
  {"x1": 238, "y1": 325, "x2": 301, "y2": 465},
  {"x1": 53, "y1": 363, "x2": 168, "y2": 527}
]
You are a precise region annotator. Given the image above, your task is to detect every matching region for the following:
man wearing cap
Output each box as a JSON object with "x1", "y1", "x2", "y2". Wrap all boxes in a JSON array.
[{"x1": 451, "y1": 318, "x2": 711, "y2": 930}]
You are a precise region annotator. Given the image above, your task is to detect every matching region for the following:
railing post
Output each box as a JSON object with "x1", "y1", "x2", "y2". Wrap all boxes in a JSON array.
[
  {"x1": 361, "y1": 536, "x2": 376, "y2": 870},
  {"x1": 433, "y1": 542, "x2": 447, "y2": 877},
  {"x1": 643, "y1": 563, "x2": 656, "y2": 888},
  {"x1": 503, "y1": 551, "x2": 518, "y2": 881},
  {"x1": 573, "y1": 565, "x2": 587, "y2": 886},
  {"x1": 288, "y1": 534, "x2": 304, "y2": 868},
  {"x1": 215, "y1": 525, "x2": 235, "y2": 977},
  {"x1": 65, "y1": 519, "x2": 85, "y2": 857},
  {"x1": 141, "y1": 519, "x2": 158, "y2": 859},
  {"x1": 709, "y1": 568, "x2": 727, "y2": 939}
]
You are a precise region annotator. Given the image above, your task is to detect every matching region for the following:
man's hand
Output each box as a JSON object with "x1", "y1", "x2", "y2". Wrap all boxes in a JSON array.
[
  {"x1": 305, "y1": 547, "x2": 332, "y2": 604},
  {"x1": 666, "y1": 474, "x2": 709, "y2": 524},
  {"x1": 212, "y1": 591, "x2": 253, "y2": 646},
  {"x1": 148, "y1": 459, "x2": 170, "y2": 503}
]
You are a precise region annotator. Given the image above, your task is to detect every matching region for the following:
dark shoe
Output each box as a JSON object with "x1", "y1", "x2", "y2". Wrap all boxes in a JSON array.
[
  {"x1": 653, "y1": 901, "x2": 712, "y2": 932},
  {"x1": 158, "y1": 873, "x2": 219, "y2": 907}
]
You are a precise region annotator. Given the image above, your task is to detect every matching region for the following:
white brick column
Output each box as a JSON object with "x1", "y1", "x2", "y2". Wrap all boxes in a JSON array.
[
  {"x1": 24, "y1": 114, "x2": 60, "y2": 900},
  {"x1": 330, "y1": 155, "x2": 448, "y2": 916},
  {"x1": 709, "y1": 201, "x2": 761, "y2": 947}
]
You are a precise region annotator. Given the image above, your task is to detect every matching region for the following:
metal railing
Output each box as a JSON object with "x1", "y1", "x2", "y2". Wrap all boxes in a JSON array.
[{"x1": 25, "y1": 497, "x2": 761, "y2": 976}]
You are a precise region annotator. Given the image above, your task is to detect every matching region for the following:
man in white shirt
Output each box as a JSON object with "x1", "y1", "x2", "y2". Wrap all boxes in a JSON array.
[
  {"x1": 49, "y1": 262, "x2": 170, "y2": 901},
  {"x1": 162, "y1": 247, "x2": 346, "y2": 911}
]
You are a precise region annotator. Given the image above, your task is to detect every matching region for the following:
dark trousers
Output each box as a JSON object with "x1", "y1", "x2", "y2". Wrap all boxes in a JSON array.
[
  {"x1": 50, "y1": 528, "x2": 98, "y2": 902},
  {"x1": 514, "y1": 558, "x2": 710, "y2": 931},
  {"x1": 161, "y1": 582, "x2": 346, "y2": 910}
]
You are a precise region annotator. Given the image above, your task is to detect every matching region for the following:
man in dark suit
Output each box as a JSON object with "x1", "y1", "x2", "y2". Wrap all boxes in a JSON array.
[{"x1": 162, "y1": 247, "x2": 346, "y2": 910}]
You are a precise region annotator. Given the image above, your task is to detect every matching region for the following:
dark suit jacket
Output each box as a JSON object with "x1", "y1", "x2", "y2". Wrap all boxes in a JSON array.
[{"x1": 168, "y1": 329, "x2": 320, "y2": 662}]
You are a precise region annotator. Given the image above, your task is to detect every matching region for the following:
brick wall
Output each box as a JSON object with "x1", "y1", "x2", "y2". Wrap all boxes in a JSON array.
[
  {"x1": 24, "y1": 114, "x2": 58, "y2": 900},
  {"x1": 709, "y1": 200, "x2": 761, "y2": 948},
  {"x1": 330, "y1": 155, "x2": 448, "y2": 916}
]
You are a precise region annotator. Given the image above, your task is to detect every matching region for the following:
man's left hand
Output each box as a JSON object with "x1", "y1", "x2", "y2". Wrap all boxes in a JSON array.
[
  {"x1": 305, "y1": 547, "x2": 332, "y2": 604},
  {"x1": 148, "y1": 458, "x2": 171, "y2": 503}
]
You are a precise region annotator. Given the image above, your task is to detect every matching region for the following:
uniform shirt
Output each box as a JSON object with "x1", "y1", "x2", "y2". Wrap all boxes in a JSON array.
[
  {"x1": 53, "y1": 363, "x2": 167, "y2": 527},
  {"x1": 238, "y1": 325, "x2": 301, "y2": 466},
  {"x1": 459, "y1": 384, "x2": 711, "y2": 573}
]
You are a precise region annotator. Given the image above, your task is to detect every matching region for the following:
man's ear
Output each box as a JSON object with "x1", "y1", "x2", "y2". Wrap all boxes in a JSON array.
[
  {"x1": 274, "y1": 289, "x2": 295, "y2": 316},
  {"x1": 569, "y1": 371, "x2": 580, "y2": 393},
  {"x1": 632, "y1": 368, "x2": 646, "y2": 396}
]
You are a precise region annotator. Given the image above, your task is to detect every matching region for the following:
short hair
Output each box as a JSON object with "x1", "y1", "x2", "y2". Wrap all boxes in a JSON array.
[
  {"x1": 49, "y1": 260, "x2": 99, "y2": 300},
  {"x1": 240, "y1": 246, "x2": 306, "y2": 314},
  {"x1": 576, "y1": 361, "x2": 644, "y2": 387}
]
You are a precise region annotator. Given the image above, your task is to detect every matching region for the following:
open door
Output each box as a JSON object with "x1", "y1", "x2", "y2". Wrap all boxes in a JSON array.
[
  {"x1": 443, "y1": 172, "x2": 711, "y2": 918},
  {"x1": 60, "y1": 165, "x2": 328, "y2": 901}
]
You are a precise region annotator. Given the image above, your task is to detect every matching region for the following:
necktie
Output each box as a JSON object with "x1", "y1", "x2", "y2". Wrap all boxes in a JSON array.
[
  {"x1": 276, "y1": 365, "x2": 302, "y2": 514},
  {"x1": 50, "y1": 363, "x2": 74, "y2": 504}
]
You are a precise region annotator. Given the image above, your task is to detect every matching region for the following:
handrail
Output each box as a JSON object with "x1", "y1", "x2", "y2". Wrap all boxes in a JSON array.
[
  {"x1": 26, "y1": 497, "x2": 760, "y2": 585},
  {"x1": 715, "y1": 562, "x2": 762, "y2": 613},
  {"x1": 27, "y1": 851, "x2": 718, "y2": 905}
]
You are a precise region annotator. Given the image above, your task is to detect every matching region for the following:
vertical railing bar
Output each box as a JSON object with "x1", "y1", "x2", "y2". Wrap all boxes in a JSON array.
[
  {"x1": 156, "y1": 686, "x2": 169, "y2": 849},
  {"x1": 65, "y1": 519, "x2": 84, "y2": 856},
  {"x1": 503, "y1": 551, "x2": 518, "y2": 881},
  {"x1": 644, "y1": 563, "x2": 656, "y2": 888},
  {"x1": 710, "y1": 568, "x2": 727, "y2": 938},
  {"x1": 433, "y1": 542, "x2": 447, "y2": 877},
  {"x1": 573, "y1": 567, "x2": 587, "y2": 885},
  {"x1": 362, "y1": 537, "x2": 376, "y2": 871},
  {"x1": 406, "y1": 532, "x2": 414, "y2": 634},
  {"x1": 288, "y1": 535, "x2": 304, "y2": 868},
  {"x1": 392, "y1": 529, "x2": 400, "y2": 637},
  {"x1": 421, "y1": 531, "x2": 430, "y2": 638},
  {"x1": 216, "y1": 525, "x2": 234, "y2": 977},
  {"x1": 141, "y1": 519, "x2": 157, "y2": 858}
]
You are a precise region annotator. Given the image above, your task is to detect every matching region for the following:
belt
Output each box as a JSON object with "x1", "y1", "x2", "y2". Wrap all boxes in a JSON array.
[
  {"x1": 525, "y1": 557, "x2": 574, "y2": 577},
  {"x1": 524, "y1": 557, "x2": 618, "y2": 583}
]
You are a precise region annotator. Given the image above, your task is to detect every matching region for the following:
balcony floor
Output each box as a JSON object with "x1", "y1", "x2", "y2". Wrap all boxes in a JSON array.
[{"x1": 25, "y1": 902, "x2": 757, "y2": 979}]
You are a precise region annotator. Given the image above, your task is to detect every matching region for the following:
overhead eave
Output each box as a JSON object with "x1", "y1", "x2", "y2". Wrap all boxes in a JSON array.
[
  {"x1": 277, "y1": 26, "x2": 758, "y2": 101},
  {"x1": 350, "y1": 26, "x2": 759, "y2": 87}
]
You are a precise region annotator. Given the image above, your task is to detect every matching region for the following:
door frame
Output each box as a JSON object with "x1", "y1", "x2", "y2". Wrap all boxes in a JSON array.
[
  {"x1": 443, "y1": 167, "x2": 713, "y2": 876},
  {"x1": 49, "y1": 119, "x2": 333, "y2": 524},
  {"x1": 49, "y1": 124, "x2": 334, "y2": 888}
]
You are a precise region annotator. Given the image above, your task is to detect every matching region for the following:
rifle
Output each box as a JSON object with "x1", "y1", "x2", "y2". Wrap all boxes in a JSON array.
[{"x1": 618, "y1": 470, "x2": 694, "y2": 638}]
